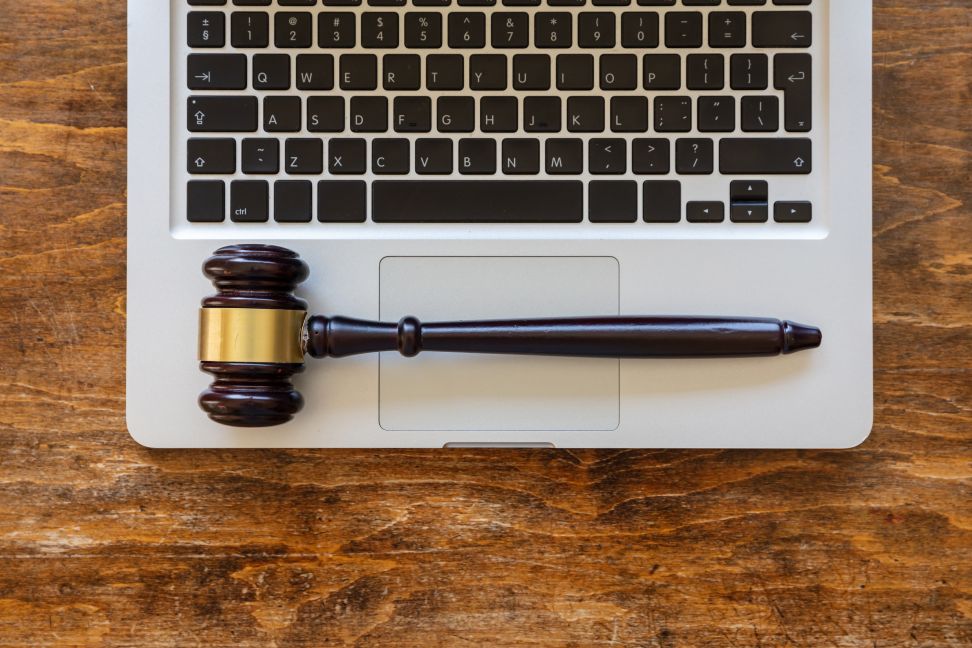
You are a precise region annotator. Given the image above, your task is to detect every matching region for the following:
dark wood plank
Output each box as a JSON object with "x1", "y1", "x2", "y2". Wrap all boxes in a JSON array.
[{"x1": 0, "y1": 1, "x2": 969, "y2": 645}]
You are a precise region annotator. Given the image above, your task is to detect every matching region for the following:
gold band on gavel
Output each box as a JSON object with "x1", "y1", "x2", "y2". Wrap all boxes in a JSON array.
[{"x1": 198, "y1": 308, "x2": 307, "y2": 364}]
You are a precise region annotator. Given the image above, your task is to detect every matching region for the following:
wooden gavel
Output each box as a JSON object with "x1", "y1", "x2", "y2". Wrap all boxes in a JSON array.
[{"x1": 198, "y1": 245, "x2": 822, "y2": 427}]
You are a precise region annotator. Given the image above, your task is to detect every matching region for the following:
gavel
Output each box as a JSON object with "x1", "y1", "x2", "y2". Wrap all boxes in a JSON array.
[{"x1": 198, "y1": 245, "x2": 822, "y2": 428}]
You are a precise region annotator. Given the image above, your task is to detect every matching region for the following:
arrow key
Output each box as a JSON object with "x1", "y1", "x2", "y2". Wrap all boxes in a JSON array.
[
  {"x1": 730, "y1": 202, "x2": 769, "y2": 224},
  {"x1": 187, "y1": 54, "x2": 247, "y2": 90},
  {"x1": 187, "y1": 138, "x2": 236, "y2": 175},
  {"x1": 687, "y1": 201, "x2": 725, "y2": 224},
  {"x1": 774, "y1": 201, "x2": 813, "y2": 223}
]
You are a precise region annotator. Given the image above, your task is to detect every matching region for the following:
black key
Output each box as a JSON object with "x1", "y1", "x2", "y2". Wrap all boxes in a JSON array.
[
  {"x1": 275, "y1": 12, "x2": 312, "y2": 48},
  {"x1": 731, "y1": 53, "x2": 769, "y2": 90},
  {"x1": 621, "y1": 12, "x2": 659, "y2": 48},
  {"x1": 610, "y1": 96, "x2": 648, "y2": 133},
  {"x1": 698, "y1": 96, "x2": 735, "y2": 132},
  {"x1": 493, "y1": 12, "x2": 529, "y2": 48},
  {"x1": 470, "y1": 55, "x2": 508, "y2": 90},
  {"x1": 708, "y1": 12, "x2": 746, "y2": 48},
  {"x1": 643, "y1": 54, "x2": 680, "y2": 90},
  {"x1": 188, "y1": 138, "x2": 236, "y2": 174},
  {"x1": 296, "y1": 54, "x2": 334, "y2": 90},
  {"x1": 740, "y1": 96, "x2": 779, "y2": 132},
  {"x1": 686, "y1": 54, "x2": 724, "y2": 90},
  {"x1": 675, "y1": 138, "x2": 714, "y2": 175},
  {"x1": 567, "y1": 96, "x2": 604, "y2": 132},
  {"x1": 416, "y1": 138, "x2": 454, "y2": 174},
  {"x1": 188, "y1": 12, "x2": 225, "y2": 48},
  {"x1": 632, "y1": 138, "x2": 670, "y2": 175},
  {"x1": 329, "y1": 139, "x2": 367, "y2": 174},
  {"x1": 188, "y1": 96, "x2": 258, "y2": 132},
  {"x1": 187, "y1": 54, "x2": 246, "y2": 90},
  {"x1": 590, "y1": 181, "x2": 638, "y2": 223},
  {"x1": 438, "y1": 96, "x2": 475, "y2": 132},
  {"x1": 502, "y1": 139, "x2": 540, "y2": 174},
  {"x1": 307, "y1": 96, "x2": 345, "y2": 132},
  {"x1": 448, "y1": 13, "x2": 486, "y2": 48},
  {"x1": 524, "y1": 96, "x2": 561, "y2": 132},
  {"x1": 187, "y1": 180, "x2": 225, "y2": 223},
  {"x1": 730, "y1": 180, "x2": 768, "y2": 202},
  {"x1": 362, "y1": 12, "x2": 399, "y2": 48},
  {"x1": 340, "y1": 54, "x2": 377, "y2": 90},
  {"x1": 589, "y1": 139, "x2": 626, "y2": 175},
  {"x1": 350, "y1": 96, "x2": 388, "y2": 132},
  {"x1": 231, "y1": 12, "x2": 269, "y2": 48},
  {"x1": 394, "y1": 96, "x2": 431, "y2": 132},
  {"x1": 319, "y1": 181, "x2": 367, "y2": 223},
  {"x1": 274, "y1": 180, "x2": 313, "y2": 222},
  {"x1": 557, "y1": 54, "x2": 594, "y2": 90},
  {"x1": 319, "y1": 12, "x2": 356, "y2": 48},
  {"x1": 253, "y1": 54, "x2": 291, "y2": 89},
  {"x1": 774, "y1": 53, "x2": 812, "y2": 132},
  {"x1": 536, "y1": 12, "x2": 572, "y2": 48},
  {"x1": 513, "y1": 54, "x2": 550, "y2": 90},
  {"x1": 687, "y1": 201, "x2": 725, "y2": 223},
  {"x1": 665, "y1": 12, "x2": 702, "y2": 48},
  {"x1": 643, "y1": 180, "x2": 681, "y2": 223},
  {"x1": 285, "y1": 138, "x2": 324, "y2": 174},
  {"x1": 384, "y1": 54, "x2": 421, "y2": 90},
  {"x1": 730, "y1": 203, "x2": 769, "y2": 223},
  {"x1": 481, "y1": 96, "x2": 518, "y2": 132},
  {"x1": 372, "y1": 138, "x2": 410, "y2": 174},
  {"x1": 264, "y1": 96, "x2": 301, "y2": 132},
  {"x1": 578, "y1": 13, "x2": 616, "y2": 48},
  {"x1": 230, "y1": 180, "x2": 269, "y2": 222},
  {"x1": 719, "y1": 138, "x2": 811, "y2": 174},
  {"x1": 371, "y1": 181, "x2": 584, "y2": 222},
  {"x1": 753, "y1": 11, "x2": 811, "y2": 48},
  {"x1": 242, "y1": 138, "x2": 279, "y2": 174},
  {"x1": 600, "y1": 54, "x2": 637, "y2": 90},
  {"x1": 405, "y1": 12, "x2": 443, "y2": 48},
  {"x1": 653, "y1": 96, "x2": 691, "y2": 132},
  {"x1": 458, "y1": 138, "x2": 497, "y2": 174},
  {"x1": 426, "y1": 54, "x2": 464, "y2": 89},
  {"x1": 775, "y1": 201, "x2": 812, "y2": 223},
  {"x1": 545, "y1": 139, "x2": 583, "y2": 174}
]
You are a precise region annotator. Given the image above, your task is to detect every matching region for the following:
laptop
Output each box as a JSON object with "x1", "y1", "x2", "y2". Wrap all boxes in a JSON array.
[{"x1": 127, "y1": 0, "x2": 872, "y2": 448}]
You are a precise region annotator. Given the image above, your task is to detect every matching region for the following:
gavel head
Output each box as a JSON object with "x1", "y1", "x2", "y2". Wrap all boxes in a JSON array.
[{"x1": 198, "y1": 244, "x2": 309, "y2": 427}]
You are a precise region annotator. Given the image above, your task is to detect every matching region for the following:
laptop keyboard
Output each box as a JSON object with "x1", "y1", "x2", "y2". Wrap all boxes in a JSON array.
[{"x1": 181, "y1": 0, "x2": 816, "y2": 225}]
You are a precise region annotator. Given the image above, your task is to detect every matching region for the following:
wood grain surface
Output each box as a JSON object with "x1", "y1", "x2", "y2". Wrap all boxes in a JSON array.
[{"x1": 0, "y1": 1, "x2": 970, "y2": 645}]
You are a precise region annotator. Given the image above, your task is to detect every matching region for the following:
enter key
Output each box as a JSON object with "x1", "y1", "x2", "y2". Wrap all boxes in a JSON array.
[{"x1": 775, "y1": 53, "x2": 813, "y2": 132}]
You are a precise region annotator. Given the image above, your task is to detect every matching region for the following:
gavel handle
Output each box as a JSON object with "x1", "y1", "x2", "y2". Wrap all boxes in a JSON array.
[{"x1": 306, "y1": 316, "x2": 822, "y2": 359}]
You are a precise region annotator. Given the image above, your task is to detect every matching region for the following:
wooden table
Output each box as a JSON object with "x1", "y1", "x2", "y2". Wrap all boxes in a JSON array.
[{"x1": 1, "y1": 1, "x2": 970, "y2": 645}]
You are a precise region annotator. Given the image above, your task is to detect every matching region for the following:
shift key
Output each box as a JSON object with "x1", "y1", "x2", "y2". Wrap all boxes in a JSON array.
[
  {"x1": 188, "y1": 96, "x2": 258, "y2": 132},
  {"x1": 719, "y1": 138, "x2": 811, "y2": 175}
]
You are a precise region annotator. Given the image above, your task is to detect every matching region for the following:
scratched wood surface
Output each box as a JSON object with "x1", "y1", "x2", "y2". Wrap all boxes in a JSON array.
[{"x1": 0, "y1": 1, "x2": 970, "y2": 646}]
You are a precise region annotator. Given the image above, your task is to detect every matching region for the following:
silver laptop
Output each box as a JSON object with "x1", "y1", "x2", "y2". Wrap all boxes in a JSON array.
[{"x1": 127, "y1": 0, "x2": 872, "y2": 448}]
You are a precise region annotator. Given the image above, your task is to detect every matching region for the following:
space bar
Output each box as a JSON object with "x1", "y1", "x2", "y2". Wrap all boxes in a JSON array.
[{"x1": 372, "y1": 181, "x2": 584, "y2": 223}]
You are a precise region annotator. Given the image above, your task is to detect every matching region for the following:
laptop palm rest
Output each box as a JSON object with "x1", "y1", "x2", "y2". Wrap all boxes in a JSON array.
[{"x1": 378, "y1": 257, "x2": 620, "y2": 432}]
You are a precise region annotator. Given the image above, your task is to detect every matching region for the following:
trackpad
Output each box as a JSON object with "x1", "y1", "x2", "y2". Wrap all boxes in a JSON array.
[{"x1": 379, "y1": 257, "x2": 620, "y2": 432}]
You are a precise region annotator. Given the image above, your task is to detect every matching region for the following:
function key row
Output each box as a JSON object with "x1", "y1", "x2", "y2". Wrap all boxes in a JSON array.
[
  {"x1": 187, "y1": 178, "x2": 811, "y2": 225},
  {"x1": 188, "y1": 10, "x2": 812, "y2": 49},
  {"x1": 187, "y1": 134, "x2": 811, "y2": 176},
  {"x1": 189, "y1": 2, "x2": 812, "y2": 7}
]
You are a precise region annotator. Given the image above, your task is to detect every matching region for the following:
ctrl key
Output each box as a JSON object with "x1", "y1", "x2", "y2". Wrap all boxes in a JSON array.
[
  {"x1": 230, "y1": 180, "x2": 269, "y2": 222},
  {"x1": 187, "y1": 180, "x2": 224, "y2": 223}
]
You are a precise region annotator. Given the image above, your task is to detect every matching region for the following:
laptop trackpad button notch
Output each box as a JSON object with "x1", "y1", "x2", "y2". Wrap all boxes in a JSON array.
[{"x1": 378, "y1": 257, "x2": 620, "y2": 432}]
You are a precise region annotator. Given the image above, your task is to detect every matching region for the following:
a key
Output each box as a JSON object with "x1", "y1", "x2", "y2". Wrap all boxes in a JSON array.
[
  {"x1": 426, "y1": 54, "x2": 464, "y2": 89},
  {"x1": 230, "y1": 180, "x2": 269, "y2": 222},
  {"x1": 654, "y1": 96, "x2": 691, "y2": 132},
  {"x1": 264, "y1": 96, "x2": 302, "y2": 132},
  {"x1": 523, "y1": 96, "x2": 561, "y2": 132},
  {"x1": 557, "y1": 54, "x2": 594, "y2": 90},
  {"x1": 687, "y1": 201, "x2": 725, "y2": 223},
  {"x1": 438, "y1": 96, "x2": 476, "y2": 132},
  {"x1": 610, "y1": 96, "x2": 649, "y2": 133},
  {"x1": 536, "y1": 12, "x2": 572, "y2": 48},
  {"x1": 307, "y1": 96, "x2": 345, "y2": 132},
  {"x1": 458, "y1": 138, "x2": 497, "y2": 174},
  {"x1": 567, "y1": 96, "x2": 604, "y2": 133},
  {"x1": 285, "y1": 138, "x2": 324, "y2": 174},
  {"x1": 188, "y1": 12, "x2": 225, "y2": 48},
  {"x1": 643, "y1": 180, "x2": 681, "y2": 223},
  {"x1": 698, "y1": 96, "x2": 735, "y2": 133},
  {"x1": 187, "y1": 180, "x2": 225, "y2": 223},
  {"x1": 319, "y1": 13, "x2": 356, "y2": 48},
  {"x1": 621, "y1": 12, "x2": 659, "y2": 48},
  {"x1": 362, "y1": 12, "x2": 399, "y2": 48},
  {"x1": 578, "y1": 13, "x2": 616, "y2": 48},
  {"x1": 632, "y1": 138, "x2": 670, "y2": 175},
  {"x1": 319, "y1": 181, "x2": 367, "y2": 223},
  {"x1": 329, "y1": 139, "x2": 367, "y2": 174},
  {"x1": 502, "y1": 139, "x2": 540, "y2": 175},
  {"x1": 340, "y1": 54, "x2": 377, "y2": 90},
  {"x1": 753, "y1": 11, "x2": 812, "y2": 48},
  {"x1": 665, "y1": 12, "x2": 702, "y2": 48},
  {"x1": 371, "y1": 181, "x2": 584, "y2": 222},
  {"x1": 394, "y1": 96, "x2": 432, "y2": 132},
  {"x1": 708, "y1": 12, "x2": 746, "y2": 48},
  {"x1": 643, "y1": 54, "x2": 681, "y2": 90},
  {"x1": 274, "y1": 180, "x2": 313, "y2": 223},
  {"x1": 231, "y1": 12, "x2": 269, "y2": 48},
  {"x1": 188, "y1": 96, "x2": 258, "y2": 132},
  {"x1": 275, "y1": 12, "x2": 312, "y2": 48},
  {"x1": 405, "y1": 12, "x2": 443, "y2": 48},
  {"x1": 416, "y1": 138, "x2": 454, "y2": 174},
  {"x1": 513, "y1": 54, "x2": 550, "y2": 90},
  {"x1": 545, "y1": 139, "x2": 583, "y2": 174},
  {"x1": 675, "y1": 138, "x2": 714, "y2": 175},
  {"x1": 687, "y1": 54, "x2": 724, "y2": 90},
  {"x1": 731, "y1": 54, "x2": 768, "y2": 90},
  {"x1": 242, "y1": 138, "x2": 280, "y2": 174},
  {"x1": 589, "y1": 181, "x2": 638, "y2": 223},
  {"x1": 774, "y1": 53, "x2": 812, "y2": 132},
  {"x1": 493, "y1": 12, "x2": 529, "y2": 48},
  {"x1": 384, "y1": 54, "x2": 421, "y2": 90},
  {"x1": 187, "y1": 54, "x2": 247, "y2": 90},
  {"x1": 589, "y1": 139, "x2": 626, "y2": 175},
  {"x1": 601, "y1": 54, "x2": 638, "y2": 90},
  {"x1": 470, "y1": 55, "x2": 508, "y2": 90},
  {"x1": 481, "y1": 97, "x2": 518, "y2": 132},
  {"x1": 740, "y1": 96, "x2": 779, "y2": 132},
  {"x1": 719, "y1": 138, "x2": 812, "y2": 174},
  {"x1": 350, "y1": 96, "x2": 388, "y2": 132},
  {"x1": 188, "y1": 138, "x2": 236, "y2": 174},
  {"x1": 253, "y1": 54, "x2": 291, "y2": 90},
  {"x1": 774, "y1": 201, "x2": 813, "y2": 223},
  {"x1": 296, "y1": 54, "x2": 334, "y2": 90},
  {"x1": 372, "y1": 138, "x2": 411, "y2": 174},
  {"x1": 449, "y1": 13, "x2": 486, "y2": 48}
]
